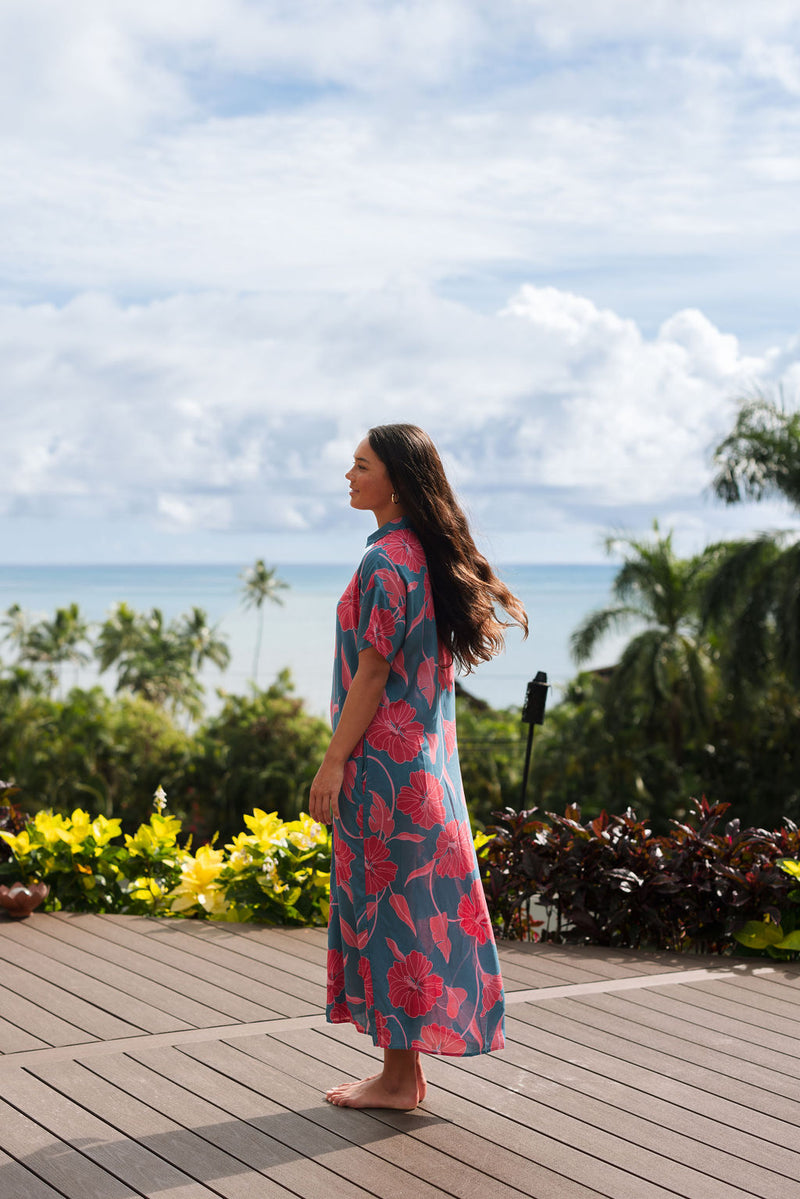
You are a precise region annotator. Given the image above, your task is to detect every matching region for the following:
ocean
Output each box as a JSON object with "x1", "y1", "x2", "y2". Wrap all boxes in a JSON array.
[{"x1": 0, "y1": 562, "x2": 623, "y2": 718}]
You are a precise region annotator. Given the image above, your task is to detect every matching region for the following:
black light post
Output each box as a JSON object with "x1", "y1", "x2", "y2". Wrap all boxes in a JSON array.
[{"x1": 519, "y1": 671, "x2": 549, "y2": 810}]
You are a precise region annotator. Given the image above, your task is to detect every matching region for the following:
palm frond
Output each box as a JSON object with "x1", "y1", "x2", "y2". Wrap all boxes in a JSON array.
[{"x1": 569, "y1": 604, "x2": 644, "y2": 665}]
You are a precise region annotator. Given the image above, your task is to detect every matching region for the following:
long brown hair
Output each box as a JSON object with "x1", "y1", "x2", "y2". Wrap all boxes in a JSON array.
[{"x1": 368, "y1": 423, "x2": 528, "y2": 672}]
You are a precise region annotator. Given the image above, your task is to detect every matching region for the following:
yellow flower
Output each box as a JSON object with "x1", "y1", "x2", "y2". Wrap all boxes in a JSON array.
[
  {"x1": 125, "y1": 812, "x2": 182, "y2": 856},
  {"x1": 169, "y1": 844, "x2": 228, "y2": 916},
  {"x1": 129, "y1": 877, "x2": 164, "y2": 904},
  {"x1": 0, "y1": 828, "x2": 31, "y2": 857},
  {"x1": 243, "y1": 808, "x2": 286, "y2": 849},
  {"x1": 224, "y1": 832, "x2": 257, "y2": 873},
  {"x1": 90, "y1": 815, "x2": 122, "y2": 847},
  {"x1": 33, "y1": 810, "x2": 73, "y2": 846},
  {"x1": 285, "y1": 813, "x2": 326, "y2": 852}
]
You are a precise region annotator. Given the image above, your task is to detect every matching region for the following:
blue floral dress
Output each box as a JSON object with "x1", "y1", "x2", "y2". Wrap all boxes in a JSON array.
[{"x1": 327, "y1": 516, "x2": 505, "y2": 1055}]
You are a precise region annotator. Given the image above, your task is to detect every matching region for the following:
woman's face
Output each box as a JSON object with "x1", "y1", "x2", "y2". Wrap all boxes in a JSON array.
[{"x1": 345, "y1": 437, "x2": 396, "y2": 523}]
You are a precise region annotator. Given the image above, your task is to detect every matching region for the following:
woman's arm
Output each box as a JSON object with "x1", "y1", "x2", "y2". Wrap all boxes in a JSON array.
[{"x1": 309, "y1": 645, "x2": 391, "y2": 824}]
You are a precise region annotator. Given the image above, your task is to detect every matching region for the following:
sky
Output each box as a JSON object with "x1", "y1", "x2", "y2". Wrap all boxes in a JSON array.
[{"x1": 2, "y1": 0, "x2": 800, "y2": 565}]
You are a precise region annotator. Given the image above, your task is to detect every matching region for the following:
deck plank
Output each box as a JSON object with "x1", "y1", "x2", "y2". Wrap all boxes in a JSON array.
[
  {"x1": 510, "y1": 999, "x2": 800, "y2": 1125},
  {"x1": 0, "y1": 980, "x2": 97, "y2": 1052},
  {"x1": 255, "y1": 1026, "x2": 685, "y2": 1199},
  {"x1": 496, "y1": 1018, "x2": 799, "y2": 1183},
  {"x1": 0, "y1": 1012, "x2": 49, "y2": 1053},
  {"x1": 593, "y1": 976, "x2": 800, "y2": 1059},
  {"x1": 183, "y1": 1031, "x2": 594, "y2": 1199},
  {"x1": 0, "y1": 1147, "x2": 70, "y2": 1199},
  {"x1": 2, "y1": 1066, "x2": 226, "y2": 1199},
  {"x1": 575, "y1": 985, "x2": 800, "y2": 1073},
  {"x1": 0, "y1": 918, "x2": 244, "y2": 1030},
  {"x1": 38, "y1": 913, "x2": 284, "y2": 1024},
  {"x1": 111, "y1": 918, "x2": 327, "y2": 1010},
  {"x1": 114, "y1": 1042, "x2": 506, "y2": 1199},
  {"x1": 0, "y1": 1090, "x2": 144, "y2": 1198},
  {"x1": 551, "y1": 990, "x2": 800, "y2": 1099},
  {"x1": 47, "y1": 912, "x2": 306, "y2": 1017},
  {"x1": 0, "y1": 956, "x2": 142, "y2": 1042}
]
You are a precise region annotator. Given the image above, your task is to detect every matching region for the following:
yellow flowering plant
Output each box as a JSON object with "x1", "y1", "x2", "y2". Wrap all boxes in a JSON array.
[
  {"x1": 0, "y1": 791, "x2": 332, "y2": 924},
  {"x1": 211, "y1": 809, "x2": 331, "y2": 925},
  {"x1": 0, "y1": 806, "x2": 126, "y2": 912}
]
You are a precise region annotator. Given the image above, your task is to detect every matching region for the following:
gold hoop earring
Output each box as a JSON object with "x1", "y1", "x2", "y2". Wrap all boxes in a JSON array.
[{"x1": 391, "y1": 492, "x2": 399, "y2": 504}]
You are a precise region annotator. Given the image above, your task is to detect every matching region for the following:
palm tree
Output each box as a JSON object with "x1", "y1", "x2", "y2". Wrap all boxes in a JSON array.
[
  {"x1": 704, "y1": 392, "x2": 800, "y2": 692},
  {"x1": 179, "y1": 607, "x2": 231, "y2": 673},
  {"x1": 1, "y1": 604, "x2": 29, "y2": 659},
  {"x1": 20, "y1": 603, "x2": 91, "y2": 696},
  {"x1": 96, "y1": 605, "x2": 208, "y2": 719},
  {"x1": 570, "y1": 524, "x2": 715, "y2": 762},
  {"x1": 240, "y1": 560, "x2": 289, "y2": 683}
]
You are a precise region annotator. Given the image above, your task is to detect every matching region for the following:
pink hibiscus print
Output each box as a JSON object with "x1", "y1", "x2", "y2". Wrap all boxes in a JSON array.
[
  {"x1": 443, "y1": 719, "x2": 457, "y2": 758},
  {"x1": 417, "y1": 655, "x2": 437, "y2": 707},
  {"x1": 397, "y1": 770, "x2": 446, "y2": 829},
  {"x1": 374, "y1": 1010, "x2": 391, "y2": 1047},
  {"x1": 458, "y1": 880, "x2": 493, "y2": 945},
  {"x1": 327, "y1": 949, "x2": 345, "y2": 1001},
  {"x1": 370, "y1": 567, "x2": 406, "y2": 609},
  {"x1": 481, "y1": 972, "x2": 504, "y2": 1013},
  {"x1": 364, "y1": 835, "x2": 398, "y2": 894},
  {"x1": 328, "y1": 1001, "x2": 351, "y2": 1024},
  {"x1": 422, "y1": 576, "x2": 435, "y2": 620},
  {"x1": 333, "y1": 831, "x2": 355, "y2": 886},
  {"x1": 383, "y1": 528, "x2": 426, "y2": 574},
  {"x1": 412, "y1": 1023, "x2": 467, "y2": 1055},
  {"x1": 370, "y1": 700, "x2": 425, "y2": 763},
  {"x1": 433, "y1": 820, "x2": 474, "y2": 879},
  {"x1": 341, "y1": 758, "x2": 357, "y2": 801},
  {"x1": 364, "y1": 605, "x2": 396, "y2": 658},
  {"x1": 337, "y1": 574, "x2": 360, "y2": 631},
  {"x1": 387, "y1": 950, "x2": 444, "y2": 1018},
  {"x1": 358, "y1": 957, "x2": 374, "y2": 1007}
]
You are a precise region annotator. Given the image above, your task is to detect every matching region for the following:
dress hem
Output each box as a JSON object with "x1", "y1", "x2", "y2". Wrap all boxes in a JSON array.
[{"x1": 326, "y1": 1012, "x2": 505, "y2": 1056}]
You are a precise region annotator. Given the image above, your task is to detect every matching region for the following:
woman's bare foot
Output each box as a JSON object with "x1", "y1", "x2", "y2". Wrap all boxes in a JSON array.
[
  {"x1": 325, "y1": 1048, "x2": 426, "y2": 1109},
  {"x1": 326, "y1": 1073, "x2": 419, "y2": 1109}
]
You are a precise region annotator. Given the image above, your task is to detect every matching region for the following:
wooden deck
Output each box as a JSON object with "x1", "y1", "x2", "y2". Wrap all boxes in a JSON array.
[{"x1": 1, "y1": 912, "x2": 798, "y2": 1199}]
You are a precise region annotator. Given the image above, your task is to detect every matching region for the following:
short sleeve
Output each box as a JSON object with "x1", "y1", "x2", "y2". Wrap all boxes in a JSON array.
[{"x1": 356, "y1": 555, "x2": 407, "y2": 663}]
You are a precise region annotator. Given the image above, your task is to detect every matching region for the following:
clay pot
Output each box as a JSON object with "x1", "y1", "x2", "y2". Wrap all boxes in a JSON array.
[{"x1": 0, "y1": 882, "x2": 49, "y2": 918}]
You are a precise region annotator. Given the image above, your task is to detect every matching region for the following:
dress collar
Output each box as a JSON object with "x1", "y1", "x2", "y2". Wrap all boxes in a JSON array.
[{"x1": 366, "y1": 516, "x2": 411, "y2": 546}]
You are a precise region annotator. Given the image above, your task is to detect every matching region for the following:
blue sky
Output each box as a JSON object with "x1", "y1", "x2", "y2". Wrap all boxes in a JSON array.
[{"x1": 2, "y1": 1, "x2": 800, "y2": 564}]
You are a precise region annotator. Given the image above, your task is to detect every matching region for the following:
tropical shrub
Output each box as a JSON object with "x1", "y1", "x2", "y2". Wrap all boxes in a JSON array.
[
  {"x1": 734, "y1": 858, "x2": 800, "y2": 959},
  {"x1": 479, "y1": 796, "x2": 800, "y2": 953},
  {"x1": 455, "y1": 687, "x2": 526, "y2": 826},
  {"x1": 0, "y1": 794, "x2": 331, "y2": 926},
  {"x1": 184, "y1": 673, "x2": 331, "y2": 840}
]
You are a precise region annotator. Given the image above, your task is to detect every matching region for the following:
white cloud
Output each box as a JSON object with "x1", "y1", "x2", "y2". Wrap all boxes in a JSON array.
[{"x1": 0, "y1": 283, "x2": 797, "y2": 561}]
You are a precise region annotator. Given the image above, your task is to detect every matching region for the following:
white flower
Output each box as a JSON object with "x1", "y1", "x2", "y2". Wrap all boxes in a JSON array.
[{"x1": 153, "y1": 785, "x2": 167, "y2": 812}]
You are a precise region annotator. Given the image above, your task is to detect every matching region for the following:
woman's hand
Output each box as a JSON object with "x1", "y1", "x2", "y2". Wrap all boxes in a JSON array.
[{"x1": 309, "y1": 758, "x2": 345, "y2": 825}]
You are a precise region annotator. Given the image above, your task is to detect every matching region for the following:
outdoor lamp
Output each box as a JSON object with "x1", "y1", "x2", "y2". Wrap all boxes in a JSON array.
[{"x1": 519, "y1": 671, "x2": 549, "y2": 810}]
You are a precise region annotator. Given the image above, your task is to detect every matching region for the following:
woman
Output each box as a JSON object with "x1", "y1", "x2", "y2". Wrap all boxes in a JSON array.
[{"x1": 309, "y1": 424, "x2": 527, "y2": 1110}]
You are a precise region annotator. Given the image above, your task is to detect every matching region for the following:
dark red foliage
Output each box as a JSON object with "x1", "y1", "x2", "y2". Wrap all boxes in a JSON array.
[
  {"x1": 0, "y1": 783, "x2": 27, "y2": 865},
  {"x1": 480, "y1": 796, "x2": 800, "y2": 952}
]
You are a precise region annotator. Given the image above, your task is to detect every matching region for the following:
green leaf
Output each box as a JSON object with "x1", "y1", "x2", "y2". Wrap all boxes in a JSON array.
[
  {"x1": 733, "y1": 920, "x2": 784, "y2": 949},
  {"x1": 773, "y1": 930, "x2": 800, "y2": 950}
]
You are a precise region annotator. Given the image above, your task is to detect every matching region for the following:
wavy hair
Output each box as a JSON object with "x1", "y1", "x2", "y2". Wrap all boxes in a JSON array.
[{"x1": 368, "y1": 424, "x2": 528, "y2": 671}]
